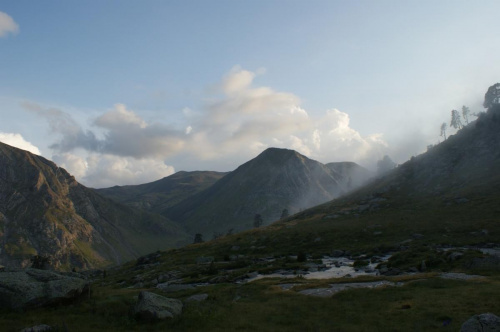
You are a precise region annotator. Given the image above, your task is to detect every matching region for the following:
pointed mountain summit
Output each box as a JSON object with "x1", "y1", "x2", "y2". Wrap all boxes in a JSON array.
[
  {"x1": 0, "y1": 142, "x2": 189, "y2": 270},
  {"x1": 165, "y1": 148, "x2": 367, "y2": 237}
]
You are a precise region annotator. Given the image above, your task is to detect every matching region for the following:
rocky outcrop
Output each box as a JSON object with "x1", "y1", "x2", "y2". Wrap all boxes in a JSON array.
[
  {"x1": 461, "y1": 313, "x2": 500, "y2": 332},
  {"x1": 133, "y1": 291, "x2": 183, "y2": 321},
  {"x1": 0, "y1": 268, "x2": 89, "y2": 309},
  {"x1": 0, "y1": 142, "x2": 190, "y2": 270}
]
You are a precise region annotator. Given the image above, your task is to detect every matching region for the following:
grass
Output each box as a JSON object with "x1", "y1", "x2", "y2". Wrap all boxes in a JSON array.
[{"x1": 1, "y1": 274, "x2": 499, "y2": 331}]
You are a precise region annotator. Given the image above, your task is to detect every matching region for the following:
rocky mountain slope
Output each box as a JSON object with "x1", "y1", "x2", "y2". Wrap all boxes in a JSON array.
[
  {"x1": 165, "y1": 148, "x2": 368, "y2": 237},
  {"x1": 0, "y1": 142, "x2": 190, "y2": 270},
  {"x1": 326, "y1": 161, "x2": 373, "y2": 189},
  {"x1": 97, "y1": 171, "x2": 227, "y2": 213}
]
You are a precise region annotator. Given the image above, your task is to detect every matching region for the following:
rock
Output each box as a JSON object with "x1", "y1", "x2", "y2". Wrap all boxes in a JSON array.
[
  {"x1": 209, "y1": 275, "x2": 230, "y2": 283},
  {"x1": 185, "y1": 293, "x2": 208, "y2": 302},
  {"x1": 467, "y1": 256, "x2": 500, "y2": 270},
  {"x1": 420, "y1": 260, "x2": 427, "y2": 272},
  {"x1": 246, "y1": 271, "x2": 259, "y2": 279},
  {"x1": 133, "y1": 291, "x2": 183, "y2": 321},
  {"x1": 230, "y1": 246, "x2": 240, "y2": 251},
  {"x1": 157, "y1": 283, "x2": 195, "y2": 293},
  {"x1": 448, "y1": 252, "x2": 464, "y2": 261},
  {"x1": 196, "y1": 256, "x2": 214, "y2": 264},
  {"x1": 382, "y1": 268, "x2": 401, "y2": 276},
  {"x1": 460, "y1": 313, "x2": 500, "y2": 332},
  {"x1": 412, "y1": 233, "x2": 424, "y2": 239},
  {"x1": 455, "y1": 197, "x2": 470, "y2": 204},
  {"x1": 20, "y1": 325, "x2": 53, "y2": 332},
  {"x1": 0, "y1": 268, "x2": 89, "y2": 309},
  {"x1": 378, "y1": 265, "x2": 388, "y2": 274},
  {"x1": 331, "y1": 250, "x2": 344, "y2": 257}
]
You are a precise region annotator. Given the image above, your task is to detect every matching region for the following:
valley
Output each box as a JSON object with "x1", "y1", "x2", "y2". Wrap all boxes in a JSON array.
[{"x1": 1, "y1": 95, "x2": 500, "y2": 331}]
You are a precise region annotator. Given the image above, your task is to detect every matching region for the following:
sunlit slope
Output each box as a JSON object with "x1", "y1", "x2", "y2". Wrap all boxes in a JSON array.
[{"x1": 0, "y1": 142, "x2": 190, "y2": 270}]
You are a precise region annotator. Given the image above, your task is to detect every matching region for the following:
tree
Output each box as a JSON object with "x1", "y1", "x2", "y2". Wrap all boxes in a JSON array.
[
  {"x1": 31, "y1": 255, "x2": 50, "y2": 269},
  {"x1": 280, "y1": 209, "x2": 289, "y2": 219},
  {"x1": 461, "y1": 106, "x2": 471, "y2": 125},
  {"x1": 193, "y1": 233, "x2": 204, "y2": 244},
  {"x1": 483, "y1": 83, "x2": 500, "y2": 109},
  {"x1": 450, "y1": 110, "x2": 463, "y2": 130},
  {"x1": 377, "y1": 155, "x2": 396, "y2": 175},
  {"x1": 253, "y1": 214, "x2": 263, "y2": 228},
  {"x1": 440, "y1": 122, "x2": 447, "y2": 140}
]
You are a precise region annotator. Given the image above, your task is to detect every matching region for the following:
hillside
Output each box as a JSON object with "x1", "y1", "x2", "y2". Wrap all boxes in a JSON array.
[
  {"x1": 97, "y1": 171, "x2": 227, "y2": 212},
  {"x1": 0, "y1": 142, "x2": 190, "y2": 270},
  {"x1": 165, "y1": 148, "x2": 367, "y2": 237},
  {"x1": 326, "y1": 161, "x2": 373, "y2": 189}
]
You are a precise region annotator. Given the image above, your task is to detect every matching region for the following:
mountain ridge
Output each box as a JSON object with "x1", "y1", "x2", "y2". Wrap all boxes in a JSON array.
[{"x1": 0, "y1": 142, "x2": 190, "y2": 270}]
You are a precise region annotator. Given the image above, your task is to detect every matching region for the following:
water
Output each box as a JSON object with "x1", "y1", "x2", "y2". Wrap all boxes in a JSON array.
[{"x1": 246, "y1": 255, "x2": 392, "y2": 282}]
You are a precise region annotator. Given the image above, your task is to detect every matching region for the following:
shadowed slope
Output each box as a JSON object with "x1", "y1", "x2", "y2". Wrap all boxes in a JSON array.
[
  {"x1": 165, "y1": 148, "x2": 354, "y2": 237},
  {"x1": 97, "y1": 171, "x2": 227, "y2": 212}
]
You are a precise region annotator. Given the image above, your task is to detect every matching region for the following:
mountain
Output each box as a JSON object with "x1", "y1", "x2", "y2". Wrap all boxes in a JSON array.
[
  {"x1": 326, "y1": 161, "x2": 373, "y2": 189},
  {"x1": 165, "y1": 148, "x2": 364, "y2": 237},
  {"x1": 96, "y1": 171, "x2": 227, "y2": 213},
  {"x1": 0, "y1": 142, "x2": 190, "y2": 270}
]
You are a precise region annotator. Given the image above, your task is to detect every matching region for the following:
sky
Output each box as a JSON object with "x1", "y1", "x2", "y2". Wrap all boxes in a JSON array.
[{"x1": 1, "y1": 1, "x2": 499, "y2": 188}]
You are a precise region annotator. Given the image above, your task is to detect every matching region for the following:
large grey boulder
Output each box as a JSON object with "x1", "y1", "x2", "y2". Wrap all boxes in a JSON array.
[
  {"x1": 461, "y1": 313, "x2": 500, "y2": 332},
  {"x1": 0, "y1": 268, "x2": 89, "y2": 309},
  {"x1": 133, "y1": 291, "x2": 183, "y2": 321}
]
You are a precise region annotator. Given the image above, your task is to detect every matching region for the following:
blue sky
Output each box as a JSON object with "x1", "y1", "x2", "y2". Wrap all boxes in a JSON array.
[{"x1": 1, "y1": 1, "x2": 499, "y2": 187}]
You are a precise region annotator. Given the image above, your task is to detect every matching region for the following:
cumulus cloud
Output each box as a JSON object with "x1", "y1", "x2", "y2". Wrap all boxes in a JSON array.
[
  {"x1": 22, "y1": 101, "x2": 99, "y2": 152},
  {"x1": 0, "y1": 11, "x2": 18, "y2": 37},
  {"x1": 25, "y1": 66, "x2": 389, "y2": 185},
  {"x1": 0, "y1": 132, "x2": 41, "y2": 155},
  {"x1": 53, "y1": 153, "x2": 175, "y2": 188}
]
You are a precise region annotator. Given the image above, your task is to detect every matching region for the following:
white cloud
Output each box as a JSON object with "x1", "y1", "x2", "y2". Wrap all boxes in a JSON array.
[
  {"x1": 25, "y1": 66, "x2": 389, "y2": 185},
  {"x1": 0, "y1": 132, "x2": 41, "y2": 155},
  {"x1": 0, "y1": 11, "x2": 18, "y2": 37},
  {"x1": 95, "y1": 103, "x2": 147, "y2": 129},
  {"x1": 52, "y1": 153, "x2": 88, "y2": 179},
  {"x1": 221, "y1": 65, "x2": 256, "y2": 94},
  {"x1": 53, "y1": 152, "x2": 175, "y2": 188}
]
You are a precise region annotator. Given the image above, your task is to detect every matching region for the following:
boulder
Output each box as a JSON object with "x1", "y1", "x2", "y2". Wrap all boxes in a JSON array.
[
  {"x1": 133, "y1": 291, "x2": 183, "y2": 321},
  {"x1": 157, "y1": 283, "x2": 195, "y2": 293},
  {"x1": 0, "y1": 268, "x2": 89, "y2": 309},
  {"x1": 461, "y1": 313, "x2": 500, "y2": 332},
  {"x1": 185, "y1": 293, "x2": 208, "y2": 302}
]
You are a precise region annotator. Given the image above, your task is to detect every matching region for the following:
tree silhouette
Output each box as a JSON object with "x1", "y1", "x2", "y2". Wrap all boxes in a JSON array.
[
  {"x1": 280, "y1": 209, "x2": 289, "y2": 219},
  {"x1": 377, "y1": 155, "x2": 396, "y2": 175},
  {"x1": 450, "y1": 110, "x2": 463, "y2": 130},
  {"x1": 483, "y1": 83, "x2": 500, "y2": 109},
  {"x1": 193, "y1": 233, "x2": 204, "y2": 244},
  {"x1": 461, "y1": 106, "x2": 471, "y2": 125},
  {"x1": 253, "y1": 214, "x2": 263, "y2": 228},
  {"x1": 440, "y1": 122, "x2": 447, "y2": 140}
]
